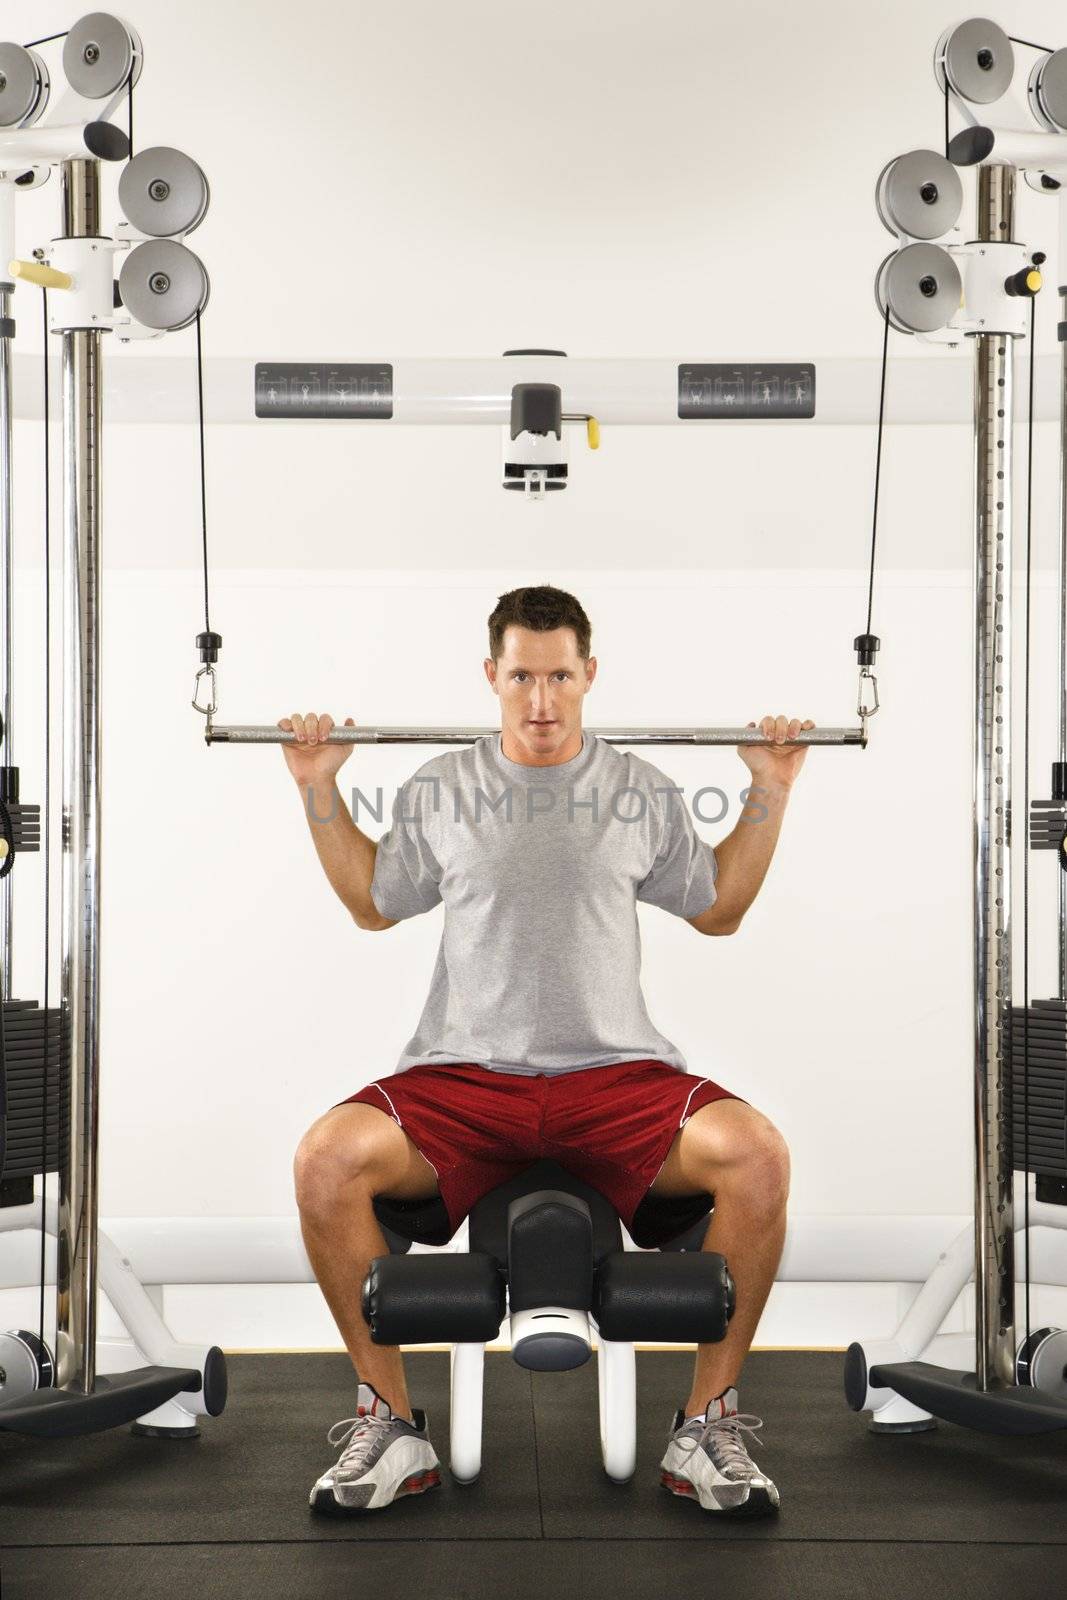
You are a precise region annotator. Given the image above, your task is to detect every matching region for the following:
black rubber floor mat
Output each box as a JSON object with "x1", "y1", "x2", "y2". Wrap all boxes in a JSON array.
[{"x1": 3, "y1": 1348, "x2": 1066, "y2": 1557}]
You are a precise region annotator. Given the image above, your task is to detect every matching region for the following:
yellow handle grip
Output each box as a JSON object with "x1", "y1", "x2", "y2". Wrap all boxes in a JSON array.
[
  {"x1": 8, "y1": 259, "x2": 74, "y2": 291},
  {"x1": 586, "y1": 416, "x2": 600, "y2": 450}
]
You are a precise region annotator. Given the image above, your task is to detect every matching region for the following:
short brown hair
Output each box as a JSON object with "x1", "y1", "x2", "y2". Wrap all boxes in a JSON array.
[{"x1": 487, "y1": 585, "x2": 592, "y2": 662}]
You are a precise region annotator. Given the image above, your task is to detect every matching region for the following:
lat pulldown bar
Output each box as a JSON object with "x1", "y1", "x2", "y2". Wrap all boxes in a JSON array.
[{"x1": 204, "y1": 724, "x2": 867, "y2": 748}]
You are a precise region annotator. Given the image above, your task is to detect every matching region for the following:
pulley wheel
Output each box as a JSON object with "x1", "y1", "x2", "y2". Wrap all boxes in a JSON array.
[
  {"x1": 1017, "y1": 1326, "x2": 1067, "y2": 1399},
  {"x1": 876, "y1": 150, "x2": 963, "y2": 240},
  {"x1": 1030, "y1": 49, "x2": 1067, "y2": 134},
  {"x1": 63, "y1": 12, "x2": 140, "y2": 99},
  {"x1": 0, "y1": 1329, "x2": 55, "y2": 1401},
  {"x1": 120, "y1": 147, "x2": 210, "y2": 238},
  {"x1": 936, "y1": 18, "x2": 1014, "y2": 105},
  {"x1": 875, "y1": 244, "x2": 961, "y2": 335},
  {"x1": 0, "y1": 44, "x2": 49, "y2": 128},
  {"x1": 119, "y1": 240, "x2": 210, "y2": 331}
]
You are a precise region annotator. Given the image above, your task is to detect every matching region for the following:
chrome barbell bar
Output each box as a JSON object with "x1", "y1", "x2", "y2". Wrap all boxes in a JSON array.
[{"x1": 204, "y1": 723, "x2": 867, "y2": 747}]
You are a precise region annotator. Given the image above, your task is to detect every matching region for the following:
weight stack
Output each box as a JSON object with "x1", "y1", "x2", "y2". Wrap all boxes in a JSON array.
[
  {"x1": 1008, "y1": 999, "x2": 1067, "y2": 1199},
  {"x1": 0, "y1": 999, "x2": 69, "y2": 1207}
]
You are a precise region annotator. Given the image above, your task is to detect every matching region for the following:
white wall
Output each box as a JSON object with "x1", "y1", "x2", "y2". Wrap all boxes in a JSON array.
[{"x1": 4, "y1": 0, "x2": 1067, "y2": 1350}]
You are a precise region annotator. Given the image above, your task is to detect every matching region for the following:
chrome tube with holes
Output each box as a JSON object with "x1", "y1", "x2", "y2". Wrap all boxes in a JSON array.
[
  {"x1": 0, "y1": 281, "x2": 13, "y2": 997},
  {"x1": 1059, "y1": 282, "x2": 1067, "y2": 998},
  {"x1": 972, "y1": 163, "x2": 1016, "y2": 1391},
  {"x1": 55, "y1": 159, "x2": 104, "y2": 1393}
]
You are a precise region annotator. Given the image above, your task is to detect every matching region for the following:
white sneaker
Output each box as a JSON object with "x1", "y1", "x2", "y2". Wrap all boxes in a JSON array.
[
  {"x1": 310, "y1": 1381, "x2": 442, "y2": 1515},
  {"x1": 660, "y1": 1387, "x2": 780, "y2": 1515}
]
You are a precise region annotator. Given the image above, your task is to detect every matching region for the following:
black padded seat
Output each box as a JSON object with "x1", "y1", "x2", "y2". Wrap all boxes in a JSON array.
[
  {"x1": 373, "y1": 1160, "x2": 713, "y2": 1256},
  {"x1": 364, "y1": 1158, "x2": 731, "y2": 1483}
]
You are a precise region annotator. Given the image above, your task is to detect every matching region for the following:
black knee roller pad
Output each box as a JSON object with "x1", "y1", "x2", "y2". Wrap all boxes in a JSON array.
[
  {"x1": 361, "y1": 1253, "x2": 506, "y2": 1344},
  {"x1": 593, "y1": 1250, "x2": 735, "y2": 1343}
]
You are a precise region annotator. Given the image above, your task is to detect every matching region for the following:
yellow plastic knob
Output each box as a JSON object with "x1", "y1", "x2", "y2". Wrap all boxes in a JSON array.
[{"x1": 586, "y1": 417, "x2": 600, "y2": 450}]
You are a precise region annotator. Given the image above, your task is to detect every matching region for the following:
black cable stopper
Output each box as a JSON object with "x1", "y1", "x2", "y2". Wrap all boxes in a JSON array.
[
  {"x1": 853, "y1": 633, "x2": 880, "y2": 667},
  {"x1": 196, "y1": 631, "x2": 222, "y2": 664}
]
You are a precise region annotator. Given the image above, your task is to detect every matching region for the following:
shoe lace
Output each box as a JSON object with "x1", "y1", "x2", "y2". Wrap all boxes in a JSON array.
[
  {"x1": 326, "y1": 1411, "x2": 395, "y2": 1474},
  {"x1": 674, "y1": 1411, "x2": 766, "y2": 1481}
]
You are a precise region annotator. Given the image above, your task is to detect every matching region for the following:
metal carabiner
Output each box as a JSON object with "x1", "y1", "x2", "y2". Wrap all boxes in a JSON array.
[
  {"x1": 857, "y1": 667, "x2": 879, "y2": 721},
  {"x1": 192, "y1": 663, "x2": 218, "y2": 717}
]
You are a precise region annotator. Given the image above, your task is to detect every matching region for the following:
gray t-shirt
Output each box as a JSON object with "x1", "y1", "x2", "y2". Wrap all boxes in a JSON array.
[{"x1": 369, "y1": 731, "x2": 718, "y2": 1076}]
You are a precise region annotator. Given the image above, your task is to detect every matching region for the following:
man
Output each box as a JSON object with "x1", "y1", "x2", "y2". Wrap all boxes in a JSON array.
[{"x1": 288, "y1": 585, "x2": 812, "y2": 1518}]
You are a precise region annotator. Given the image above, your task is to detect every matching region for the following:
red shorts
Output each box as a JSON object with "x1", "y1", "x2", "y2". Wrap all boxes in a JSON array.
[{"x1": 336, "y1": 1059, "x2": 745, "y2": 1249}]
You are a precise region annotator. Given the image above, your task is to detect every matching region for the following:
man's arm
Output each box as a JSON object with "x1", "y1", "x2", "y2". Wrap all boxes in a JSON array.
[
  {"x1": 296, "y1": 776, "x2": 396, "y2": 931},
  {"x1": 687, "y1": 780, "x2": 793, "y2": 936}
]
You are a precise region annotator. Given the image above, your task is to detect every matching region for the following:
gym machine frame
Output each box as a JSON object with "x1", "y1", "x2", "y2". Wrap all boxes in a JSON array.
[
  {"x1": 3, "y1": 5, "x2": 1067, "y2": 1470},
  {"x1": 0, "y1": 14, "x2": 223, "y2": 1437},
  {"x1": 0, "y1": 12, "x2": 869, "y2": 1458},
  {"x1": 18, "y1": 6, "x2": 1067, "y2": 1466},
  {"x1": 846, "y1": 17, "x2": 1067, "y2": 1436}
]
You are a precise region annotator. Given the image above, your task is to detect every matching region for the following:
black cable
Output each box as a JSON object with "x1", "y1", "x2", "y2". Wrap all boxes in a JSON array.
[
  {"x1": 864, "y1": 304, "x2": 891, "y2": 638},
  {"x1": 195, "y1": 310, "x2": 212, "y2": 634},
  {"x1": 127, "y1": 69, "x2": 134, "y2": 159},
  {"x1": 944, "y1": 78, "x2": 950, "y2": 162},
  {"x1": 1009, "y1": 35, "x2": 1053, "y2": 53},
  {"x1": 37, "y1": 288, "x2": 52, "y2": 1355},
  {"x1": 22, "y1": 32, "x2": 68, "y2": 48}
]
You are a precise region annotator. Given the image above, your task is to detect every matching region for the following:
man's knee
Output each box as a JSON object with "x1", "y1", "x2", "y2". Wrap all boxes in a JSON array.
[
  {"x1": 728, "y1": 1114, "x2": 790, "y2": 1211},
  {"x1": 293, "y1": 1103, "x2": 397, "y2": 1209},
  {"x1": 688, "y1": 1102, "x2": 791, "y2": 1210}
]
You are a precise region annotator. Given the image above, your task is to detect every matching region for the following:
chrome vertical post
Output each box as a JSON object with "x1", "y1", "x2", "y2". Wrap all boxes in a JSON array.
[
  {"x1": 0, "y1": 278, "x2": 13, "y2": 1001},
  {"x1": 55, "y1": 158, "x2": 103, "y2": 1392},
  {"x1": 972, "y1": 163, "x2": 1016, "y2": 1390},
  {"x1": 1058, "y1": 275, "x2": 1067, "y2": 999}
]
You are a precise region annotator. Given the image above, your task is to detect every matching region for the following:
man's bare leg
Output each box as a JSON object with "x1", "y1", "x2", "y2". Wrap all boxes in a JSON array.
[
  {"x1": 648, "y1": 1098, "x2": 791, "y2": 1415},
  {"x1": 293, "y1": 1101, "x2": 441, "y2": 1421},
  {"x1": 687, "y1": 1189, "x2": 788, "y2": 1413}
]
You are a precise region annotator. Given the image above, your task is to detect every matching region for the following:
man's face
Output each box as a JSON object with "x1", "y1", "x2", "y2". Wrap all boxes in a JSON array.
[{"x1": 484, "y1": 625, "x2": 597, "y2": 761}]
